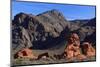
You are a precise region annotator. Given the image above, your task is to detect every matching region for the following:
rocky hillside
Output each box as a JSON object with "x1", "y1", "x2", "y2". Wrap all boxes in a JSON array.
[
  {"x1": 83, "y1": 18, "x2": 96, "y2": 45},
  {"x1": 69, "y1": 19, "x2": 89, "y2": 31},
  {"x1": 12, "y1": 9, "x2": 70, "y2": 52},
  {"x1": 12, "y1": 9, "x2": 96, "y2": 53},
  {"x1": 83, "y1": 18, "x2": 96, "y2": 27},
  {"x1": 70, "y1": 18, "x2": 96, "y2": 42}
]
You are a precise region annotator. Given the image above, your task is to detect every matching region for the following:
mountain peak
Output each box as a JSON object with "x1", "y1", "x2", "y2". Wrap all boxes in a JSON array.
[
  {"x1": 48, "y1": 9, "x2": 60, "y2": 13},
  {"x1": 14, "y1": 12, "x2": 27, "y2": 17},
  {"x1": 37, "y1": 9, "x2": 63, "y2": 17}
]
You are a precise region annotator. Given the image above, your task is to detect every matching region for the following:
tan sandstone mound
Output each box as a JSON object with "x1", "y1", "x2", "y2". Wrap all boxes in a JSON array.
[
  {"x1": 14, "y1": 48, "x2": 37, "y2": 59},
  {"x1": 82, "y1": 42, "x2": 96, "y2": 57}
]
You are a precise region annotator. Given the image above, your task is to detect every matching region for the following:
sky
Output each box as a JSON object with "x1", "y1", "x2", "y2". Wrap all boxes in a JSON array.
[{"x1": 12, "y1": 1, "x2": 96, "y2": 20}]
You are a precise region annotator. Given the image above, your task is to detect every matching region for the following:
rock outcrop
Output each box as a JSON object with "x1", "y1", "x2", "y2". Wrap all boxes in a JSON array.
[
  {"x1": 64, "y1": 33, "x2": 95, "y2": 60},
  {"x1": 70, "y1": 18, "x2": 96, "y2": 42},
  {"x1": 64, "y1": 33, "x2": 82, "y2": 58},
  {"x1": 14, "y1": 48, "x2": 37, "y2": 59},
  {"x1": 81, "y1": 42, "x2": 95, "y2": 57}
]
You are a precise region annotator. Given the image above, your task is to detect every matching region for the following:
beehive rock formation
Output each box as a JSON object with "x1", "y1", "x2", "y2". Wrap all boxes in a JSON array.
[
  {"x1": 82, "y1": 42, "x2": 95, "y2": 57},
  {"x1": 64, "y1": 33, "x2": 82, "y2": 59}
]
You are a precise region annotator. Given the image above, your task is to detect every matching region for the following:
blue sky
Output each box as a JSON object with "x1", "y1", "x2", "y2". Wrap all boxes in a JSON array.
[{"x1": 12, "y1": 1, "x2": 96, "y2": 20}]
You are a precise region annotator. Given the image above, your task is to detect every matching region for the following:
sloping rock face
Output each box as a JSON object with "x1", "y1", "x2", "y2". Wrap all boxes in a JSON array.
[
  {"x1": 83, "y1": 18, "x2": 96, "y2": 45},
  {"x1": 70, "y1": 20, "x2": 89, "y2": 31},
  {"x1": 71, "y1": 18, "x2": 96, "y2": 42},
  {"x1": 12, "y1": 9, "x2": 70, "y2": 52},
  {"x1": 83, "y1": 18, "x2": 96, "y2": 27}
]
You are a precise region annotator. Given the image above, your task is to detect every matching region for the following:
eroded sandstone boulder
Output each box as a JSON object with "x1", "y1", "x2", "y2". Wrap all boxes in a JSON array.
[
  {"x1": 14, "y1": 48, "x2": 37, "y2": 59},
  {"x1": 82, "y1": 42, "x2": 95, "y2": 57}
]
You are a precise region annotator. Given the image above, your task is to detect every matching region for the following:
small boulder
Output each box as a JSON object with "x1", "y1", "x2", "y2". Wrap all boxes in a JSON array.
[{"x1": 37, "y1": 52, "x2": 49, "y2": 60}]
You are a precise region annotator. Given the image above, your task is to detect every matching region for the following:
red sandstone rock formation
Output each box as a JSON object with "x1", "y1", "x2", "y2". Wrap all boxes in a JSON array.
[
  {"x1": 82, "y1": 42, "x2": 95, "y2": 57},
  {"x1": 68, "y1": 33, "x2": 80, "y2": 46},
  {"x1": 14, "y1": 48, "x2": 37, "y2": 59},
  {"x1": 64, "y1": 33, "x2": 86, "y2": 60},
  {"x1": 14, "y1": 33, "x2": 96, "y2": 61},
  {"x1": 76, "y1": 54, "x2": 87, "y2": 60}
]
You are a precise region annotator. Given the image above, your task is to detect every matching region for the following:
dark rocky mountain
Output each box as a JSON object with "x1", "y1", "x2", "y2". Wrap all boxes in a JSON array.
[
  {"x1": 84, "y1": 31, "x2": 96, "y2": 45},
  {"x1": 70, "y1": 19, "x2": 89, "y2": 26},
  {"x1": 71, "y1": 18, "x2": 96, "y2": 42},
  {"x1": 83, "y1": 18, "x2": 96, "y2": 45},
  {"x1": 83, "y1": 17, "x2": 96, "y2": 27},
  {"x1": 12, "y1": 9, "x2": 70, "y2": 52},
  {"x1": 69, "y1": 19, "x2": 89, "y2": 31},
  {"x1": 12, "y1": 9, "x2": 96, "y2": 53}
]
